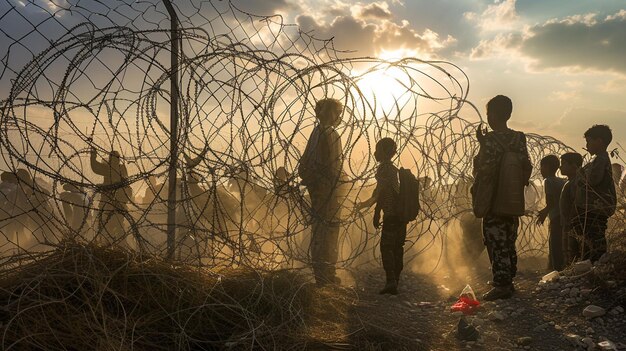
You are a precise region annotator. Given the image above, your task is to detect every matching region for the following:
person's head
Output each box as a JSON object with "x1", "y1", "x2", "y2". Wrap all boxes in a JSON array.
[
  {"x1": 15, "y1": 168, "x2": 32, "y2": 184},
  {"x1": 1, "y1": 171, "x2": 17, "y2": 184},
  {"x1": 419, "y1": 176, "x2": 432, "y2": 190},
  {"x1": 540, "y1": 155, "x2": 560, "y2": 178},
  {"x1": 486, "y1": 95, "x2": 513, "y2": 129},
  {"x1": 374, "y1": 137, "x2": 397, "y2": 162},
  {"x1": 274, "y1": 166, "x2": 288, "y2": 182},
  {"x1": 109, "y1": 150, "x2": 121, "y2": 164},
  {"x1": 584, "y1": 124, "x2": 612, "y2": 155},
  {"x1": 315, "y1": 98, "x2": 343, "y2": 127},
  {"x1": 560, "y1": 152, "x2": 583, "y2": 178}
]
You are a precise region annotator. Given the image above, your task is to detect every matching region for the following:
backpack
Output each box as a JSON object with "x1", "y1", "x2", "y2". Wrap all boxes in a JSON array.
[
  {"x1": 491, "y1": 133, "x2": 529, "y2": 217},
  {"x1": 398, "y1": 167, "x2": 420, "y2": 222}
]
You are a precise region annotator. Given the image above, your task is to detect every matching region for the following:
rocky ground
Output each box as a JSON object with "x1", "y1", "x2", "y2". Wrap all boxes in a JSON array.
[{"x1": 308, "y1": 253, "x2": 626, "y2": 350}]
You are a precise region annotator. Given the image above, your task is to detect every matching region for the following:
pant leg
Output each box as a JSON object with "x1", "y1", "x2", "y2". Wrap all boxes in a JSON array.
[
  {"x1": 483, "y1": 214, "x2": 518, "y2": 287},
  {"x1": 309, "y1": 187, "x2": 340, "y2": 283},
  {"x1": 394, "y1": 222, "x2": 407, "y2": 280},
  {"x1": 380, "y1": 218, "x2": 407, "y2": 282},
  {"x1": 380, "y1": 222, "x2": 396, "y2": 280},
  {"x1": 587, "y1": 213, "x2": 608, "y2": 263},
  {"x1": 549, "y1": 217, "x2": 565, "y2": 270},
  {"x1": 573, "y1": 211, "x2": 608, "y2": 262}
]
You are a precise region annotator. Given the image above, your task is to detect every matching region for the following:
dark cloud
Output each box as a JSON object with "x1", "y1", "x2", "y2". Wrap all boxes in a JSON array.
[{"x1": 521, "y1": 11, "x2": 626, "y2": 74}]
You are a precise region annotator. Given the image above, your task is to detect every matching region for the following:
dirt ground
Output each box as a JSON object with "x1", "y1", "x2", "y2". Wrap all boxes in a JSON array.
[{"x1": 305, "y1": 261, "x2": 626, "y2": 351}]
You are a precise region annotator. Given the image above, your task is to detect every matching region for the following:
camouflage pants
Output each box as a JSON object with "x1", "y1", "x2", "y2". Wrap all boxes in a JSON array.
[
  {"x1": 483, "y1": 214, "x2": 518, "y2": 287},
  {"x1": 380, "y1": 217, "x2": 407, "y2": 282},
  {"x1": 571, "y1": 210, "x2": 608, "y2": 263}
]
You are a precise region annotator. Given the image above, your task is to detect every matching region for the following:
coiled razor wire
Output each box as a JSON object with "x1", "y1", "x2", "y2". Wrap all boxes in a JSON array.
[{"x1": 1, "y1": 0, "x2": 619, "y2": 273}]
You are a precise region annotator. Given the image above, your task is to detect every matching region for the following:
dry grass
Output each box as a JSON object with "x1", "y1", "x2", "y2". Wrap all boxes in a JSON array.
[{"x1": 0, "y1": 241, "x2": 315, "y2": 350}]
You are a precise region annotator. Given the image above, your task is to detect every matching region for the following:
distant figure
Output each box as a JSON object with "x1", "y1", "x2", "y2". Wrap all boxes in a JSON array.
[
  {"x1": 611, "y1": 163, "x2": 625, "y2": 206},
  {"x1": 0, "y1": 171, "x2": 22, "y2": 252},
  {"x1": 471, "y1": 95, "x2": 532, "y2": 301},
  {"x1": 559, "y1": 152, "x2": 583, "y2": 264},
  {"x1": 140, "y1": 175, "x2": 163, "y2": 205},
  {"x1": 299, "y1": 98, "x2": 344, "y2": 286},
  {"x1": 90, "y1": 145, "x2": 132, "y2": 248},
  {"x1": 59, "y1": 183, "x2": 90, "y2": 239},
  {"x1": 572, "y1": 125, "x2": 616, "y2": 262},
  {"x1": 17, "y1": 169, "x2": 55, "y2": 247},
  {"x1": 454, "y1": 177, "x2": 485, "y2": 262},
  {"x1": 536, "y1": 155, "x2": 566, "y2": 271},
  {"x1": 356, "y1": 138, "x2": 406, "y2": 295}
]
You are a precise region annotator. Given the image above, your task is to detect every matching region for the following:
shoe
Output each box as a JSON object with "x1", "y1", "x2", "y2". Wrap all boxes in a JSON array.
[
  {"x1": 379, "y1": 280, "x2": 398, "y2": 295},
  {"x1": 482, "y1": 286, "x2": 513, "y2": 301}
]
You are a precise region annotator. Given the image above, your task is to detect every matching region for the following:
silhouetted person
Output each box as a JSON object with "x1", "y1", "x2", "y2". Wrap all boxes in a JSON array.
[
  {"x1": 536, "y1": 155, "x2": 566, "y2": 271},
  {"x1": 139, "y1": 175, "x2": 163, "y2": 205},
  {"x1": 356, "y1": 138, "x2": 406, "y2": 295},
  {"x1": 472, "y1": 95, "x2": 532, "y2": 301},
  {"x1": 572, "y1": 125, "x2": 616, "y2": 262},
  {"x1": 90, "y1": 145, "x2": 132, "y2": 248},
  {"x1": 0, "y1": 171, "x2": 22, "y2": 252},
  {"x1": 454, "y1": 177, "x2": 485, "y2": 262},
  {"x1": 16, "y1": 169, "x2": 55, "y2": 247},
  {"x1": 299, "y1": 98, "x2": 344, "y2": 286},
  {"x1": 559, "y1": 152, "x2": 583, "y2": 264},
  {"x1": 59, "y1": 183, "x2": 90, "y2": 239}
]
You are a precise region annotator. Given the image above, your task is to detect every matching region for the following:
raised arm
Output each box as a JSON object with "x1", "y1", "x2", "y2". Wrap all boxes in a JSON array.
[{"x1": 90, "y1": 147, "x2": 108, "y2": 176}]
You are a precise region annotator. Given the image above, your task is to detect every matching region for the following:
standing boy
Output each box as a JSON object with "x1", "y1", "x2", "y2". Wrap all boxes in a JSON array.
[
  {"x1": 299, "y1": 98, "x2": 345, "y2": 286},
  {"x1": 536, "y1": 155, "x2": 566, "y2": 271},
  {"x1": 472, "y1": 95, "x2": 532, "y2": 301},
  {"x1": 559, "y1": 152, "x2": 583, "y2": 263},
  {"x1": 572, "y1": 125, "x2": 616, "y2": 262},
  {"x1": 356, "y1": 138, "x2": 407, "y2": 295}
]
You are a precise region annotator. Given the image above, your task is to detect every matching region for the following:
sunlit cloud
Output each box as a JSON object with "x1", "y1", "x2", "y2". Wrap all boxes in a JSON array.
[{"x1": 464, "y1": 0, "x2": 521, "y2": 32}]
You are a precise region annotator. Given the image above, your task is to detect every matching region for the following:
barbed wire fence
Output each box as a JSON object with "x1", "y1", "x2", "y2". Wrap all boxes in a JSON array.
[{"x1": 0, "y1": 0, "x2": 590, "y2": 273}]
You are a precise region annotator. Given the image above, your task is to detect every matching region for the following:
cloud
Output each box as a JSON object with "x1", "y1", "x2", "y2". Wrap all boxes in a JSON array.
[
  {"x1": 464, "y1": 0, "x2": 520, "y2": 32},
  {"x1": 296, "y1": 4, "x2": 456, "y2": 57},
  {"x1": 599, "y1": 78, "x2": 626, "y2": 93},
  {"x1": 466, "y1": 8, "x2": 626, "y2": 76},
  {"x1": 355, "y1": 2, "x2": 392, "y2": 20},
  {"x1": 519, "y1": 11, "x2": 626, "y2": 74},
  {"x1": 231, "y1": 0, "x2": 297, "y2": 16},
  {"x1": 549, "y1": 90, "x2": 579, "y2": 101},
  {"x1": 469, "y1": 32, "x2": 522, "y2": 59}
]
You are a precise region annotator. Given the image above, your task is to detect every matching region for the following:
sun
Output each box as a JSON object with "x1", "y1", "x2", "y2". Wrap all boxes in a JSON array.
[{"x1": 352, "y1": 49, "x2": 419, "y2": 118}]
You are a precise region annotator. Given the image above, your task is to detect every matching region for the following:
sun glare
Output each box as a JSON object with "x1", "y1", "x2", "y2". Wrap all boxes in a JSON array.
[{"x1": 353, "y1": 63, "x2": 413, "y2": 118}]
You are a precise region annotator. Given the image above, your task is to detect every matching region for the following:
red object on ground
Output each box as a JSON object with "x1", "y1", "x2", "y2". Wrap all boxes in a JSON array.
[
  {"x1": 450, "y1": 284, "x2": 481, "y2": 315},
  {"x1": 451, "y1": 296, "x2": 481, "y2": 314}
]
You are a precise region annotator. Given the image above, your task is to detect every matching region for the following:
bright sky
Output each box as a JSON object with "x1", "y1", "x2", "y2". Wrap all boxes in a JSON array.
[{"x1": 243, "y1": 0, "x2": 626, "y2": 152}]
